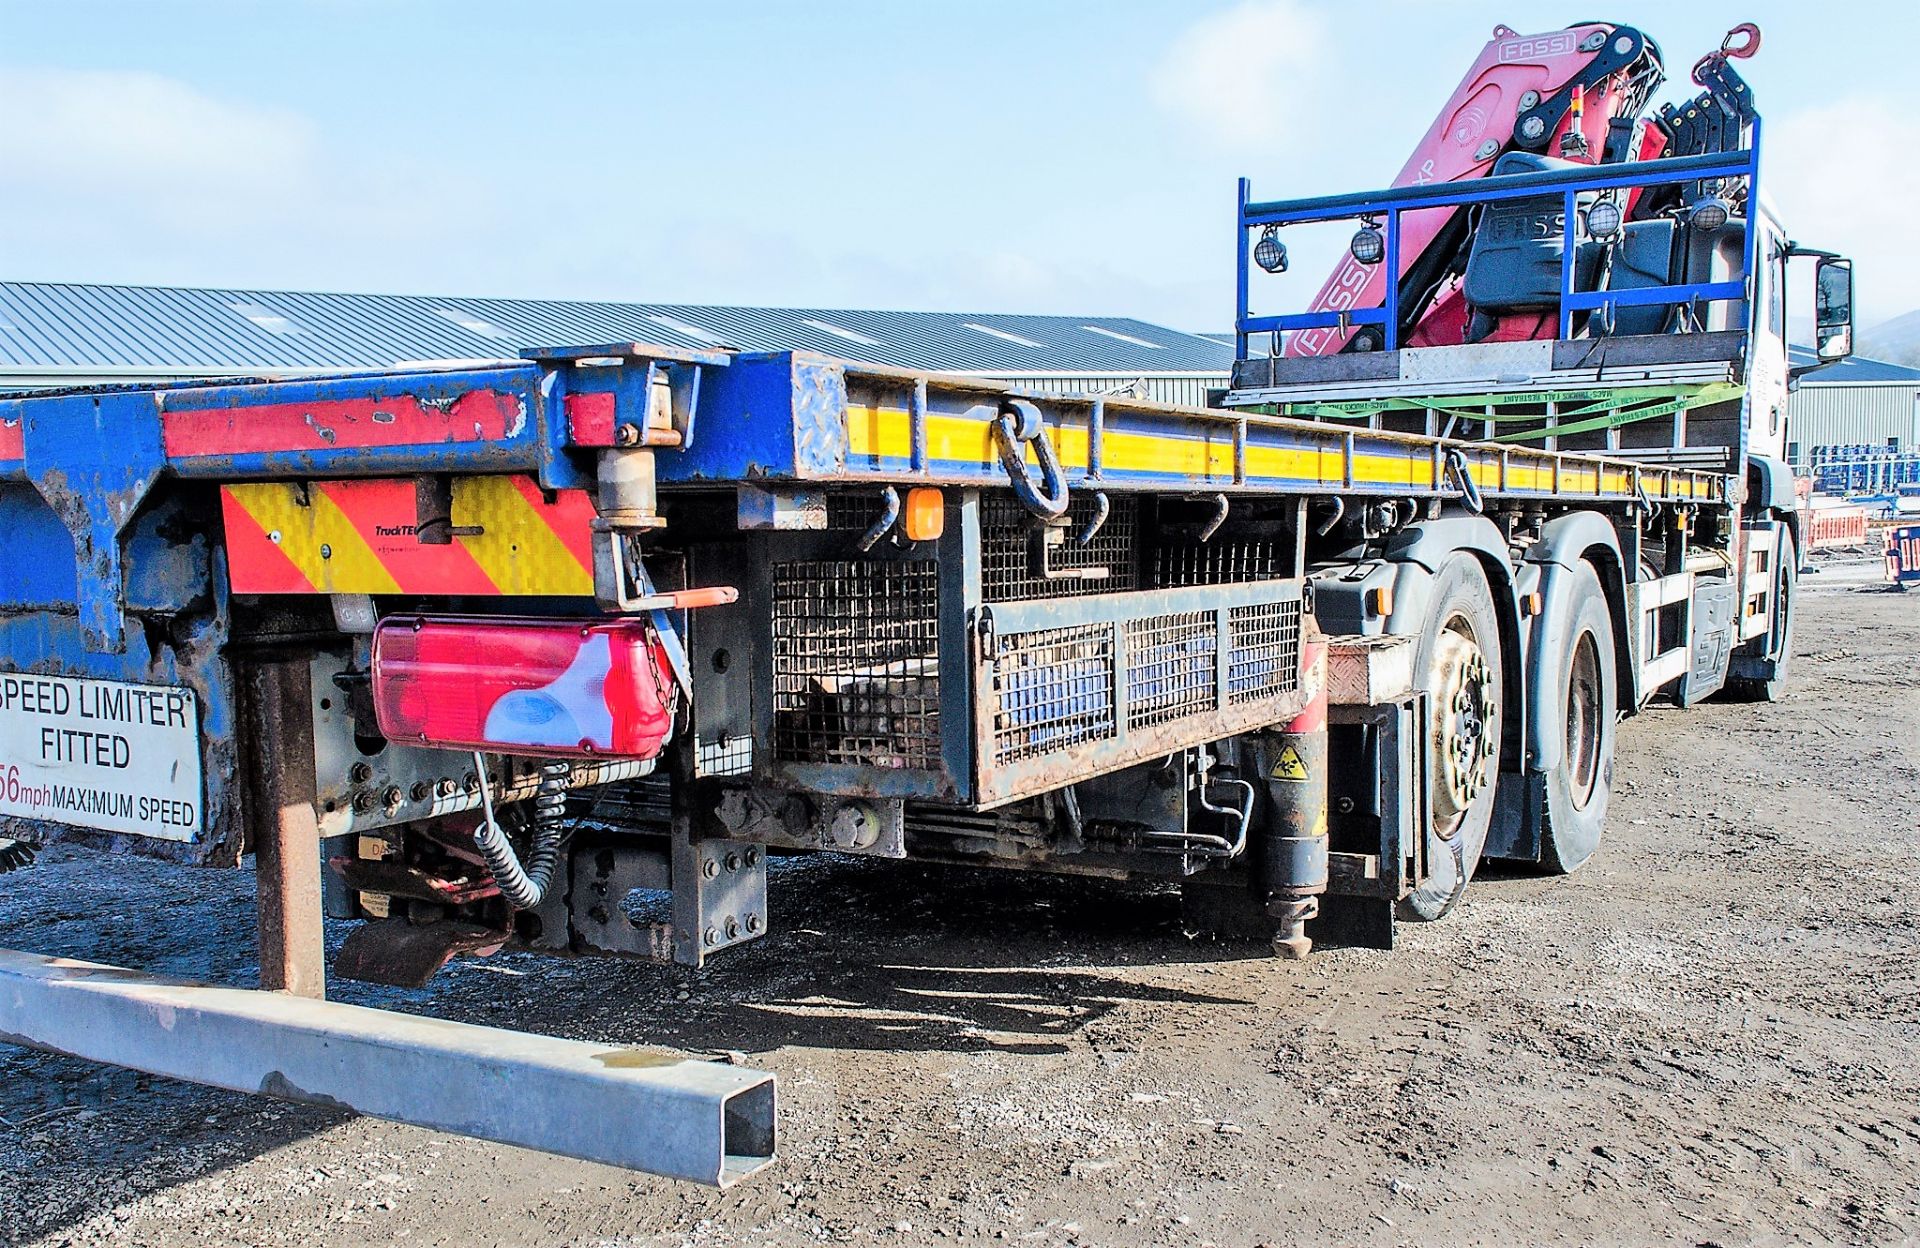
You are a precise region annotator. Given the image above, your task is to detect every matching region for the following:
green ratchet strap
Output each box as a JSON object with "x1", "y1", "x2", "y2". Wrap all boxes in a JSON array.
[{"x1": 1280, "y1": 381, "x2": 1746, "y2": 445}]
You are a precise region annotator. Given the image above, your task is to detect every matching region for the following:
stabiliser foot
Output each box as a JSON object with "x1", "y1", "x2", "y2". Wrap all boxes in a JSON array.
[{"x1": 1269, "y1": 894, "x2": 1321, "y2": 960}]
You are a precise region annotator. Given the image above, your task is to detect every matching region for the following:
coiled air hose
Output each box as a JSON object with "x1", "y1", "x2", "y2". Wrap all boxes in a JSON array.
[{"x1": 471, "y1": 753, "x2": 570, "y2": 910}]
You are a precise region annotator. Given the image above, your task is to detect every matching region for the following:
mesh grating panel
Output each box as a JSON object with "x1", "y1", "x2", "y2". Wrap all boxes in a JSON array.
[
  {"x1": 1124, "y1": 612, "x2": 1216, "y2": 729},
  {"x1": 1154, "y1": 540, "x2": 1291, "y2": 587},
  {"x1": 696, "y1": 734, "x2": 754, "y2": 777},
  {"x1": 992, "y1": 623, "x2": 1116, "y2": 763},
  {"x1": 825, "y1": 492, "x2": 885, "y2": 532},
  {"x1": 772, "y1": 560, "x2": 940, "y2": 770},
  {"x1": 1227, "y1": 600, "x2": 1302, "y2": 704},
  {"x1": 982, "y1": 495, "x2": 1139, "y2": 601}
]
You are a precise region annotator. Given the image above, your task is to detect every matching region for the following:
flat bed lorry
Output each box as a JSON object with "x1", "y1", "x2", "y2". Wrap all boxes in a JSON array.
[{"x1": 0, "y1": 20, "x2": 1855, "y2": 1185}]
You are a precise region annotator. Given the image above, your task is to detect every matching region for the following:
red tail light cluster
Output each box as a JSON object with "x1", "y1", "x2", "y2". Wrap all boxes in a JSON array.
[{"x1": 372, "y1": 616, "x2": 676, "y2": 758}]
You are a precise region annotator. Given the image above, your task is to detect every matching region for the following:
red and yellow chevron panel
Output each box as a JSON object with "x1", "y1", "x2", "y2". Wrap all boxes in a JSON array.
[{"x1": 221, "y1": 476, "x2": 596, "y2": 596}]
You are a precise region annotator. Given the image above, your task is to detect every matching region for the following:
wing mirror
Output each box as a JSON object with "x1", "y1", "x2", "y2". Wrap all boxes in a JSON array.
[{"x1": 1815, "y1": 256, "x2": 1853, "y2": 362}]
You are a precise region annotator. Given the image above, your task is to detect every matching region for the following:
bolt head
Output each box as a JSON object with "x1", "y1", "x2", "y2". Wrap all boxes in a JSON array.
[
  {"x1": 745, "y1": 913, "x2": 762, "y2": 933},
  {"x1": 725, "y1": 852, "x2": 742, "y2": 872},
  {"x1": 724, "y1": 916, "x2": 740, "y2": 940},
  {"x1": 702, "y1": 857, "x2": 720, "y2": 879},
  {"x1": 703, "y1": 926, "x2": 719, "y2": 947}
]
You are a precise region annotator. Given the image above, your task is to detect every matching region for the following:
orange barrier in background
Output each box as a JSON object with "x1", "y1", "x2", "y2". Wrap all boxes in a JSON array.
[{"x1": 1798, "y1": 505, "x2": 1871, "y2": 551}]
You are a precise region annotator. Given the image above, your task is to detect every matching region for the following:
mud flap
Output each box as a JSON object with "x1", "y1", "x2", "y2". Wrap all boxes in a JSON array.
[{"x1": 1485, "y1": 771, "x2": 1546, "y2": 864}]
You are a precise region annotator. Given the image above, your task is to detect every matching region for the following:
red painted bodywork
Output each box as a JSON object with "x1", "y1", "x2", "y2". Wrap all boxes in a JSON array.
[
  {"x1": 1286, "y1": 23, "x2": 1636, "y2": 357},
  {"x1": 565, "y1": 392, "x2": 619, "y2": 447},
  {"x1": 162, "y1": 388, "x2": 525, "y2": 458}
]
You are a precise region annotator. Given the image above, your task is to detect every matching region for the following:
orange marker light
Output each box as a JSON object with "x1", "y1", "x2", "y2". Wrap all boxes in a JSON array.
[{"x1": 903, "y1": 487, "x2": 945, "y2": 541}]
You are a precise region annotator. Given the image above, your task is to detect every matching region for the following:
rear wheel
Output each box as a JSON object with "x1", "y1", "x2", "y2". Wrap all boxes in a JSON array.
[
  {"x1": 1401, "y1": 554, "x2": 1504, "y2": 921},
  {"x1": 1541, "y1": 563, "x2": 1617, "y2": 874}
]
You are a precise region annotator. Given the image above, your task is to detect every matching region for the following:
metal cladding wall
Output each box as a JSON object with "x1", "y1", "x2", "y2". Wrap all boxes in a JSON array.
[
  {"x1": 983, "y1": 374, "x2": 1227, "y2": 407},
  {"x1": 1787, "y1": 383, "x2": 1920, "y2": 452}
]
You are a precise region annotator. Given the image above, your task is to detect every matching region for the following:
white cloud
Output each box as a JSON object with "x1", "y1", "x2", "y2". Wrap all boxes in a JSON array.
[
  {"x1": 0, "y1": 67, "x2": 487, "y2": 287},
  {"x1": 1149, "y1": 0, "x2": 1328, "y2": 149},
  {"x1": 0, "y1": 67, "x2": 316, "y2": 186},
  {"x1": 1768, "y1": 95, "x2": 1920, "y2": 327}
]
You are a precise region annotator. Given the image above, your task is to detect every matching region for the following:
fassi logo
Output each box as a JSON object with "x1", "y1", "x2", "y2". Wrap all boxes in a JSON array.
[{"x1": 1497, "y1": 33, "x2": 1575, "y2": 62}]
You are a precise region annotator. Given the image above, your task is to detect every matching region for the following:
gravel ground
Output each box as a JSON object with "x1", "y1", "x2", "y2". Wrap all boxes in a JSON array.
[{"x1": 2, "y1": 569, "x2": 1916, "y2": 1247}]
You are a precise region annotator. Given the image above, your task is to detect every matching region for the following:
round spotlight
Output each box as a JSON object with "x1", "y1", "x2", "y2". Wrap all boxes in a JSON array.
[
  {"x1": 1350, "y1": 222, "x2": 1386, "y2": 266},
  {"x1": 1585, "y1": 197, "x2": 1623, "y2": 239},
  {"x1": 1688, "y1": 195, "x2": 1731, "y2": 231},
  {"x1": 1254, "y1": 228, "x2": 1288, "y2": 274}
]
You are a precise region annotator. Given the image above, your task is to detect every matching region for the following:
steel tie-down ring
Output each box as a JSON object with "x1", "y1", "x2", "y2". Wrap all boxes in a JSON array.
[
  {"x1": 991, "y1": 399, "x2": 1070, "y2": 521},
  {"x1": 1443, "y1": 447, "x2": 1485, "y2": 515}
]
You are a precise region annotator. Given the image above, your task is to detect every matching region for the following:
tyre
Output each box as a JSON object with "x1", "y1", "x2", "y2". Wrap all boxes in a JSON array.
[
  {"x1": 1540, "y1": 563, "x2": 1617, "y2": 874},
  {"x1": 1723, "y1": 528, "x2": 1797, "y2": 703},
  {"x1": 1401, "y1": 553, "x2": 1505, "y2": 921}
]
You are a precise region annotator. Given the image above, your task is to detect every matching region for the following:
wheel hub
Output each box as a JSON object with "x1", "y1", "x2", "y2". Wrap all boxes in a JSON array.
[{"x1": 1430, "y1": 630, "x2": 1497, "y2": 824}]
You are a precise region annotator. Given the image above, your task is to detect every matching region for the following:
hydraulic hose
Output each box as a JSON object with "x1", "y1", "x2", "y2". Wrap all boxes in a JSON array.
[{"x1": 471, "y1": 754, "x2": 570, "y2": 910}]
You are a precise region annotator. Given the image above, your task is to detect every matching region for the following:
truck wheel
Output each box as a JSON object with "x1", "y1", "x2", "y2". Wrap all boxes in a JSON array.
[
  {"x1": 1401, "y1": 553, "x2": 1504, "y2": 921},
  {"x1": 1723, "y1": 530, "x2": 1797, "y2": 703},
  {"x1": 1540, "y1": 563, "x2": 1617, "y2": 874}
]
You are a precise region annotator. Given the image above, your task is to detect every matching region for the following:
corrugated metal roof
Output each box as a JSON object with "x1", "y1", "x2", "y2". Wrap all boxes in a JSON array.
[
  {"x1": 0, "y1": 282, "x2": 1235, "y2": 377},
  {"x1": 1787, "y1": 346, "x2": 1920, "y2": 384}
]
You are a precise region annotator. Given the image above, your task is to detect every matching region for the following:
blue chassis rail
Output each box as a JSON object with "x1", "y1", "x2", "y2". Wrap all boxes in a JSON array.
[{"x1": 1234, "y1": 132, "x2": 1763, "y2": 356}]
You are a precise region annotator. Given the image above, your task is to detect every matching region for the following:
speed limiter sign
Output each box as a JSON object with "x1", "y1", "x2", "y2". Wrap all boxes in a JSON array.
[{"x1": 0, "y1": 672, "x2": 203, "y2": 841}]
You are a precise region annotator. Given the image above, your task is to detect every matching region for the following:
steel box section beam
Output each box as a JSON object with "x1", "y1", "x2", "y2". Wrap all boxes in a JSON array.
[
  {"x1": 0, "y1": 948, "x2": 776, "y2": 1186},
  {"x1": 155, "y1": 364, "x2": 558, "y2": 482},
  {"x1": 657, "y1": 354, "x2": 1723, "y2": 506}
]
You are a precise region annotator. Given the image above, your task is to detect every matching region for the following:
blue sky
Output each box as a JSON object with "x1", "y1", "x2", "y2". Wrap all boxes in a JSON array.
[{"x1": 1, "y1": 2, "x2": 1912, "y2": 330}]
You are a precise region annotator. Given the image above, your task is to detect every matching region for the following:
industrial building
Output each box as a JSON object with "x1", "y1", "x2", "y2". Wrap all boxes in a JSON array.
[
  {"x1": 1786, "y1": 346, "x2": 1920, "y2": 459},
  {"x1": 0, "y1": 281, "x2": 1235, "y2": 406}
]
